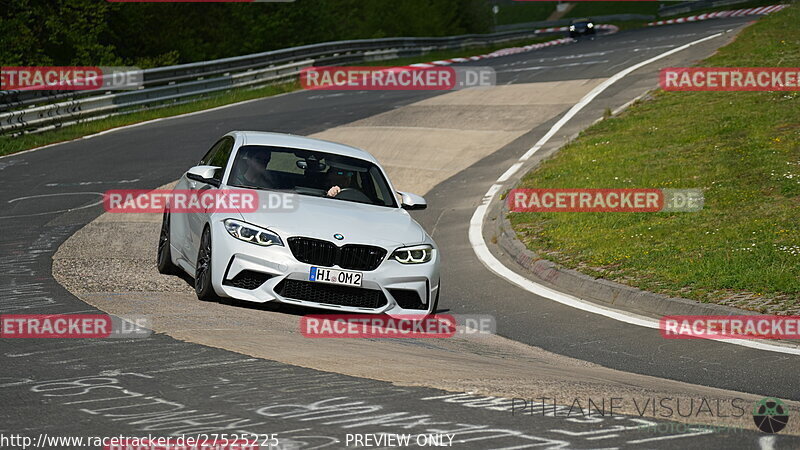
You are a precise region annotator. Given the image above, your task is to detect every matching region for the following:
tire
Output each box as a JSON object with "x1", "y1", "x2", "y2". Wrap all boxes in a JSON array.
[
  {"x1": 195, "y1": 226, "x2": 218, "y2": 302},
  {"x1": 157, "y1": 210, "x2": 180, "y2": 275}
]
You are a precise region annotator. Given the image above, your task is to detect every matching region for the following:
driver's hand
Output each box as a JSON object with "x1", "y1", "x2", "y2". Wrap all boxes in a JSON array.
[{"x1": 327, "y1": 186, "x2": 341, "y2": 197}]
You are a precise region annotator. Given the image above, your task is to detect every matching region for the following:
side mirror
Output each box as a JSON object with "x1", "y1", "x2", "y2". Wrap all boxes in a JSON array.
[
  {"x1": 186, "y1": 165, "x2": 221, "y2": 187},
  {"x1": 398, "y1": 191, "x2": 427, "y2": 210}
]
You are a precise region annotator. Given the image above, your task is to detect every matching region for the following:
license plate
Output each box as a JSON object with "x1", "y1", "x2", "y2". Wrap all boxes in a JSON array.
[{"x1": 309, "y1": 267, "x2": 363, "y2": 287}]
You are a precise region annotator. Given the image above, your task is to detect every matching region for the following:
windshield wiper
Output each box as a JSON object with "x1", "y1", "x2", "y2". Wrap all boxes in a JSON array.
[{"x1": 230, "y1": 184, "x2": 266, "y2": 190}]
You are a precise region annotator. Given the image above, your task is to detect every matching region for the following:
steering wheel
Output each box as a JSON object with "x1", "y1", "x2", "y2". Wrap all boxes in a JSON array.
[{"x1": 335, "y1": 188, "x2": 372, "y2": 203}]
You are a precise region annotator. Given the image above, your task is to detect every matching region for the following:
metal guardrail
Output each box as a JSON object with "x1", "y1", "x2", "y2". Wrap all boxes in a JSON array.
[
  {"x1": 0, "y1": 61, "x2": 313, "y2": 134},
  {"x1": 0, "y1": 28, "x2": 556, "y2": 135}
]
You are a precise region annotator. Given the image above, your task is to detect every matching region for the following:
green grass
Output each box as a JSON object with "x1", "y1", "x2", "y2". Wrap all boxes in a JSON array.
[
  {"x1": 494, "y1": 1, "x2": 660, "y2": 26},
  {"x1": 568, "y1": 1, "x2": 660, "y2": 19},
  {"x1": 0, "y1": 36, "x2": 554, "y2": 157},
  {"x1": 509, "y1": 5, "x2": 800, "y2": 313},
  {"x1": 495, "y1": 1, "x2": 557, "y2": 26}
]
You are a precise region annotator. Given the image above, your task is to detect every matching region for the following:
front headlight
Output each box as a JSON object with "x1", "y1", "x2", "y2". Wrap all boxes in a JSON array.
[
  {"x1": 392, "y1": 244, "x2": 433, "y2": 264},
  {"x1": 587, "y1": 22, "x2": 594, "y2": 28},
  {"x1": 224, "y1": 219, "x2": 283, "y2": 247},
  {"x1": 569, "y1": 25, "x2": 575, "y2": 31}
]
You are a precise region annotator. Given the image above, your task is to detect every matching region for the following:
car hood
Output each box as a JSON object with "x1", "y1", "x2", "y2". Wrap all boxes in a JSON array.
[{"x1": 234, "y1": 192, "x2": 426, "y2": 248}]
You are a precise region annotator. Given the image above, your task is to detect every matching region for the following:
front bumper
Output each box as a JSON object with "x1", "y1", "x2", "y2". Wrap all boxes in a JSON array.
[
  {"x1": 210, "y1": 221, "x2": 440, "y2": 315},
  {"x1": 569, "y1": 28, "x2": 596, "y2": 38}
]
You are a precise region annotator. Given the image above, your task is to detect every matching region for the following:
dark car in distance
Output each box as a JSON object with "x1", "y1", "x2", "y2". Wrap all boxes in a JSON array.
[{"x1": 569, "y1": 18, "x2": 596, "y2": 38}]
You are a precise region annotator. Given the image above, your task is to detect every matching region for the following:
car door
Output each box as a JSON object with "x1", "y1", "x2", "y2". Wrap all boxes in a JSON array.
[
  {"x1": 185, "y1": 136, "x2": 235, "y2": 266},
  {"x1": 175, "y1": 137, "x2": 232, "y2": 264}
]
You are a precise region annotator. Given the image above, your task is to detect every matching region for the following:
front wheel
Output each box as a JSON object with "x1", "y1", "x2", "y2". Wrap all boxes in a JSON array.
[
  {"x1": 157, "y1": 211, "x2": 180, "y2": 275},
  {"x1": 195, "y1": 226, "x2": 218, "y2": 302}
]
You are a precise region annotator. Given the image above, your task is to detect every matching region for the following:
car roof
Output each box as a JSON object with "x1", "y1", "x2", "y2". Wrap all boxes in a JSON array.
[{"x1": 229, "y1": 131, "x2": 380, "y2": 164}]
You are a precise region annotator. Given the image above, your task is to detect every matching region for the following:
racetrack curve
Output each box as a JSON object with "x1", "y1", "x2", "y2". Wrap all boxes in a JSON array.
[{"x1": 3, "y1": 16, "x2": 799, "y2": 449}]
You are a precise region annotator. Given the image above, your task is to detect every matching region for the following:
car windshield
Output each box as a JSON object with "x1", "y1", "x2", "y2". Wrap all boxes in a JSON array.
[{"x1": 226, "y1": 145, "x2": 397, "y2": 207}]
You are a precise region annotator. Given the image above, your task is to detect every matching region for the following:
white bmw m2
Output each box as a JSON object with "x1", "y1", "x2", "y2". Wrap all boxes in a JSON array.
[{"x1": 157, "y1": 131, "x2": 440, "y2": 315}]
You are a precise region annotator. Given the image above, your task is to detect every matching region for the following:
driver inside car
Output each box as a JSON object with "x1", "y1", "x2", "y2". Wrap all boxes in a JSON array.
[
  {"x1": 229, "y1": 147, "x2": 274, "y2": 188},
  {"x1": 326, "y1": 166, "x2": 356, "y2": 197}
]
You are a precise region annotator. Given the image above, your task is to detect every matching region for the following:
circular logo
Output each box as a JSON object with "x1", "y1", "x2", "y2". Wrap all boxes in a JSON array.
[
  {"x1": 333, "y1": 233, "x2": 344, "y2": 241},
  {"x1": 753, "y1": 397, "x2": 790, "y2": 434}
]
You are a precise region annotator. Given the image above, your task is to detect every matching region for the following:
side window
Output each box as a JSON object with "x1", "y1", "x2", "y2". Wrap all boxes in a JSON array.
[
  {"x1": 199, "y1": 137, "x2": 235, "y2": 184},
  {"x1": 369, "y1": 167, "x2": 394, "y2": 207},
  {"x1": 208, "y1": 138, "x2": 234, "y2": 171},
  {"x1": 199, "y1": 139, "x2": 226, "y2": 165}
]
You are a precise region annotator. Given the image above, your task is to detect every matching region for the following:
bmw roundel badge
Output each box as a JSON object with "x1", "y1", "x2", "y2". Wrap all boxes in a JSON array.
[{"x1": 333, "y1": 233, "x2": 344, "y2": 240}]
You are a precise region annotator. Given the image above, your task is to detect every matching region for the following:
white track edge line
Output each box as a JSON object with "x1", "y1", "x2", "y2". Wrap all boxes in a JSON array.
[{"x1": 468, "y1": 31, "x2": 800, "y2": 356}]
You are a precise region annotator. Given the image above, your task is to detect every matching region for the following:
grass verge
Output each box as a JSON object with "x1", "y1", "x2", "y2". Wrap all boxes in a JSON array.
[{"x1": 509, "y1": 4, "x2": 800, "y2": 314}]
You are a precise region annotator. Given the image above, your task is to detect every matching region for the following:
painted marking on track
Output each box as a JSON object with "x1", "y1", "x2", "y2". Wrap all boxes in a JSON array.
[
  {"x1": 468, "y1": 31, "x2": 800, "y2": 356},
  {"x1": 759, "y1": 435, "x2": 776, "y2": 450},
  {"x1": 498, "y1": 60, "x2": 610, "y2": 73},
  {"x1": 627, "y1": 430, "x2": 717, "y2": 444},
  {"x1": 44, "y1": 179, "x2": 139, "y2": 187},
  {"x1": 2, "y1": 192, "x2": 105, "y2": 219}
]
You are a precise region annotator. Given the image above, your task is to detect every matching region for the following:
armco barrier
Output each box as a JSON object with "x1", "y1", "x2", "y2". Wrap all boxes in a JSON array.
[
  {"x1": 1, "y1": 61, "x2": 312, "y2": 134},
  {"x1": 0, "y1": 28, "x2": 558, "y2": 135}
]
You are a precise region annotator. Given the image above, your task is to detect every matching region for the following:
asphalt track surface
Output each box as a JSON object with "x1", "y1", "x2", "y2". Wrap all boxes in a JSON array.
[{"x1": 1, "y1": 17, "x2": 798, "y2": 449}]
